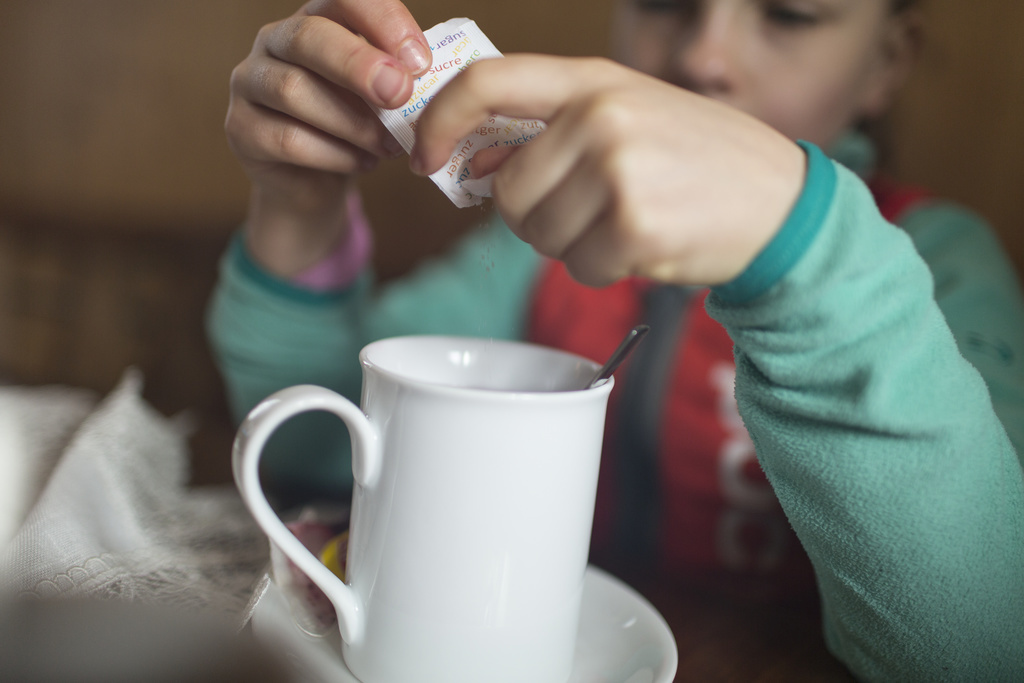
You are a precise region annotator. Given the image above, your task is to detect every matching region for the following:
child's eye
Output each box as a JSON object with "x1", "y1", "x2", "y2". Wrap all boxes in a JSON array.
[{"x1": 763, "y1": 3, "x2": 820, "y2": 27}]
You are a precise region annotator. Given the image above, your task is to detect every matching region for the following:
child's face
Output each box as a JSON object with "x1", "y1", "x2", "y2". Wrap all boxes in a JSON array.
[{"x1": 612, "y1": 0, "x2": 915, "y2": 147}]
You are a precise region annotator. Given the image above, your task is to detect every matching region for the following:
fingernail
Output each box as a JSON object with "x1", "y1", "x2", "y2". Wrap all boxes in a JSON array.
[
  {"x1": 409, "y1": 150, "x2": 426, "y2": 176},
  {"x1": 372, "y1": 64, "x2": 405, "y2": 106},
  {"x1": 397, "y1": 39, "x2": 430, "y2": 75}
]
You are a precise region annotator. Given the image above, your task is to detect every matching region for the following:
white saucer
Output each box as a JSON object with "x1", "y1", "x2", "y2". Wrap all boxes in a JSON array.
[{"x1": 251, "y1": 565, "x2": 678, "y2": 683}]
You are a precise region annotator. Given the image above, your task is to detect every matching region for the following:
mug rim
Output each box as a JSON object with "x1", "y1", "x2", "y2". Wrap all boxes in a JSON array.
[{"x1": 358, "y1": 335, "x2": 613, "y2": 402}]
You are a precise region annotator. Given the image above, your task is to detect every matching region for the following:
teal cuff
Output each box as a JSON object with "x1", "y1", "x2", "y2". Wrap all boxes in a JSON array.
[
  {"x1": 229, "y1": 232, "x2": 360, "y2": 306},
  {"x1": 713, "y1": 140, "x2": 838, "y2": 304}
]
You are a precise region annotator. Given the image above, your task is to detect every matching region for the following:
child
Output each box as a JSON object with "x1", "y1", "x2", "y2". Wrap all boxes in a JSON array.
[{"x1": 209, "y1": 0, "x2": 1024, "y2": 678}]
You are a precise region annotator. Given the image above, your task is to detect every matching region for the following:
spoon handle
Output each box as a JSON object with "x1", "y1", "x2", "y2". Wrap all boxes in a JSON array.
[{"x1": 587, "y1": 325, "x2": 650, "y2": 389}]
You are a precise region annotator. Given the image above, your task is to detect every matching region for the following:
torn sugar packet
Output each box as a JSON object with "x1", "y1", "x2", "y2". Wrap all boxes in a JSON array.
[{"x1": 372, "y1": 18, "x2": 546, "y2": 208}]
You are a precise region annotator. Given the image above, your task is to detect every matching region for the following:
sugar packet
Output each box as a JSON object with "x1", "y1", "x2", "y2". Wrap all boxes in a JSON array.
[{"x1": 373, "y1": 18, "x2": 545, "y2": 208}]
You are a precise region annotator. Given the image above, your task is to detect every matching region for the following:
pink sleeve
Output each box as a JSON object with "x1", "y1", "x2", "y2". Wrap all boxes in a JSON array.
[{"x1": 290, "y1": 192, "x2": 374, "y2": 292}]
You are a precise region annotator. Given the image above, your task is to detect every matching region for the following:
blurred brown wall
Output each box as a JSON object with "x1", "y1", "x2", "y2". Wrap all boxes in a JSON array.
[
  {"x1": 0, "y1": 0, "x2": 612, "y2": 263},
  {"x1": 887, "y1": 1, "x2": 1024, "y2": 275},
  {"x1": 0, "y1": 1, "x2": 1020, "y2": 482}
]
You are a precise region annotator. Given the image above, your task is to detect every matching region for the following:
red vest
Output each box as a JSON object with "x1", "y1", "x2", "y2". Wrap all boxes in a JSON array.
[{"x1": 527, "y1": 178, "x2": 929, "y2": 599}]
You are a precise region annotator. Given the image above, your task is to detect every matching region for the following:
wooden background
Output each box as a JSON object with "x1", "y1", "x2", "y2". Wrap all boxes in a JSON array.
[{"x1": 1, "y1": 1, "x2": 1021, "y2": 484}]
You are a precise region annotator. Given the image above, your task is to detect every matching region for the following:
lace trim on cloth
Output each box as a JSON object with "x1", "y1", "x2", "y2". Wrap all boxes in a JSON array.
[{"x1": 0, "y1": 370, "x2": 269, "y2": 625}]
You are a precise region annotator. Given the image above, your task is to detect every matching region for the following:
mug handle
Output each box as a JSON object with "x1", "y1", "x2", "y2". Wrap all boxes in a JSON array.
[{"x1": 232, "y1": 384, "x2": 381, "y2": 645}]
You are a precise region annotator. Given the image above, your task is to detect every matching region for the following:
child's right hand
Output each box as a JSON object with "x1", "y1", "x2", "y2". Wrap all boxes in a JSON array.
[
  {"x1": 411, "y1": 56, "x2": 805, "y2": 290},
  {"x1": 225, "y1": 0, "x2": 430, "y2": 276}
]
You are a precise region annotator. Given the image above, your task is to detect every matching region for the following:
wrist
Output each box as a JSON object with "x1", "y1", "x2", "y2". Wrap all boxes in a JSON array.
[
  {"x1": 291, "y1": 193, "x2": 374, "y2": 291},
  {"x1": 244, "y1": 183, "x2": 354, "y2": 277},
  {"x1": 713, "y1": 141, "x2": 838, "y2": 304}
]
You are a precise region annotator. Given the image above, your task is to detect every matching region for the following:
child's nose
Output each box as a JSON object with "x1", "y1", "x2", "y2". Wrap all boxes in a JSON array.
[{"x1": 672, "y1": 9, "x2": 739, "y2": 97}]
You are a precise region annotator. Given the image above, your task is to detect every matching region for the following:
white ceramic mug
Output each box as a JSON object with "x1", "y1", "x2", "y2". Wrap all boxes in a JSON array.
[{"x1": 234, "y1": 336, "x2": 613, "y2": 683}]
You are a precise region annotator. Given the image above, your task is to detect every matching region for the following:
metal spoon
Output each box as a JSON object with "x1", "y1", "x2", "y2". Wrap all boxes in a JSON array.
[{"x1": 585, "y1": 325, "x2": 650, "y2": 389}]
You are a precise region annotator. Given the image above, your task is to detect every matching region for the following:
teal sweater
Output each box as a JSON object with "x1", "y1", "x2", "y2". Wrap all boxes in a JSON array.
[{"x1": 207, "y1": 141, "x2": 1024, "y2": 680}]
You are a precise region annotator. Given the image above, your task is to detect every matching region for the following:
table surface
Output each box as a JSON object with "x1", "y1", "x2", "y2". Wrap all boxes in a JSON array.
[{"x1": 620, "y1": 569, "x2": 856, "y2": 682}]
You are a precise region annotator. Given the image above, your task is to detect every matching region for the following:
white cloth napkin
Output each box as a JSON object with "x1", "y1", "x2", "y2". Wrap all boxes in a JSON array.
[{"x1": 0, "y1": 370, "x2": 268, "y2": 623}]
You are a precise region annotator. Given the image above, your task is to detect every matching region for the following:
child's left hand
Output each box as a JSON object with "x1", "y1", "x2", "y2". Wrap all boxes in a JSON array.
[{"x1": 411, "y1": 55, "x2": 806, "y2": 288}]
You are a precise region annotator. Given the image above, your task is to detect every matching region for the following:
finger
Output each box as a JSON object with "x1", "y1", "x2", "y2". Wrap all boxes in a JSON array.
[
  {"x1": 411, "y1": 55, "x2": 623, "y2": 174},
  {"x1": 560, "y1": 211, "x2": 636, "y2": 288},
  {"x1": 489, "y1": 98, "x2": 603, "y2": 230},
  {"x1": 305, "y1": 0, "x2": 431, "y2": 75},
  {"x1": 226, "y1": 97, "x2": 376, "y2": 174},
  {"x1": 509, "y1": 153, "x2": 612, "y2": 260},
  {"x1": 468, "y1": 145, "x2": 516, "y2": 179},
  {"x1": 234, "y1": 55, "x2": 403, "y2": 158},
  {"x1": 262, "y1": 14, "x2": 411, "y2": 110}
]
